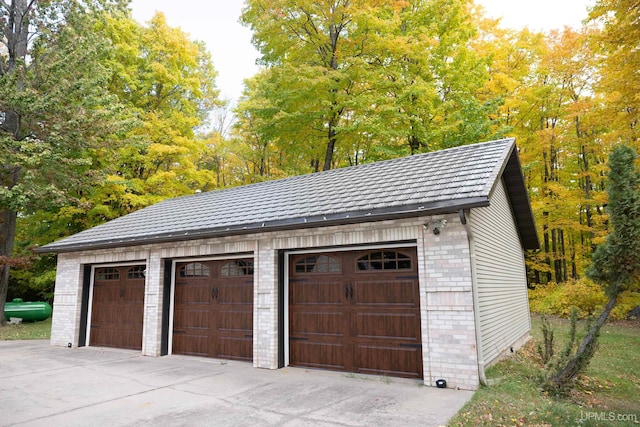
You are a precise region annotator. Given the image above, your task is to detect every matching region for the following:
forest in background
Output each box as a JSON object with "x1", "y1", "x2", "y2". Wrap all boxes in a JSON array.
[{"x1": 1, "y1": 0, "x2": 638, "y2": 315}]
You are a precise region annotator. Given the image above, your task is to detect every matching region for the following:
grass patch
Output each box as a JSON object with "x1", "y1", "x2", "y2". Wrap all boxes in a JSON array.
[
  {"x1": 449, "y1": 315, "x2": 640, "y2": 426},
  {"x1": 0, "y1": 317, "x2": 52, "y2": 340}
]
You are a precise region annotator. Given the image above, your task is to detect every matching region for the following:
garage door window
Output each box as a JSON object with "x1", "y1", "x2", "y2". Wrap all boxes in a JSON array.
[
  {"x1": 221, "y1": 260, "x2": 254, "y2": 276},
  {"x1": 294, "y1": 255, "x2": 341, "y2": 273},
  {"x1": 95, "y1": 267, "x2": 119, "y2": 280},
  {"x1": 356, "y1": 250, "x2": 412, "y2": 271},
  {"x1": 179, "y1": 262, "x2": 210, "y2": 277},
  {"x1": 127, "y1": 266, "x2": 146, "y2": 279}
]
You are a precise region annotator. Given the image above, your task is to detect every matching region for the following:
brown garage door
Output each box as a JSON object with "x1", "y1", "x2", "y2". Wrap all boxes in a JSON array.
[
  {"x1": 289, "y1": 249, "x2": 423, "y2": 379},
  {"x1": 172, "y1": 259, "x2": 253, "y2": 361},
  {"x1": 90, "y1": 265, "x2": 145, "y2": 350}
]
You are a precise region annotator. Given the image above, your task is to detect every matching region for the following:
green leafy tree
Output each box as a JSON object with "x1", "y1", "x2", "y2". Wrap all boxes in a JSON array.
[
  {"x1": 386, "y1": 0, "x2": 496, "y2": 153},
  {"x1": 240, "y1": 0, "x2": 400, "y2": 171},
  {"x1": 88, "y1": 12, "x2": 222, "y2": 222},
  {"x1": 233, "y1": 69, "x2": 307, "y2": 179},
  {"x1": 0, "y1": 0, "x2": 128, "y2": 325},
  {"x1": 8, "y1": 10, "x2": 223, "y2": 302},
  {"x1": 547, "y1": 145, "x2": 640, "y2": 391},
  {"x1": 239, "y1": 0, "x2": 495, "y2": 172}
]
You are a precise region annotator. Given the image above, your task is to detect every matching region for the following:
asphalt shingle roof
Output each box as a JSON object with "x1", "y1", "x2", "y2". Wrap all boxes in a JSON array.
[{"x1": 39, "y1": 138, "x2": 538, "y2": 252}]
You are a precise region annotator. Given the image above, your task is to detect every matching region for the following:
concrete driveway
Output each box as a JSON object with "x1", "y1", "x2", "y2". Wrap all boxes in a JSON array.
[{"x1": 0, "y1": 340, "x2": 473, "y2": 426}]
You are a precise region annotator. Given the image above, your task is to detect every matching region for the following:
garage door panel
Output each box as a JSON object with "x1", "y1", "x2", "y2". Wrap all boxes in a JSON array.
[
  {"x1": 217, "y1": 337, "x2": 252, "y2": 361},
  {"x1": 89, "y1": 326, "x2": 107, "y2": 347},
  {"x1": 217, "y1": 308, "x2": 252, "y2": 333},
  {"x1": 174, "y1": 307, "x2": 209, "y2": 329},
  {"x1": 354, "y1": 345, "x2": 422, "y2": 378},
  {"x1": 290, "y1": 341, "x2": 347, "y2": 370},
  {"x1": 93, "y1": 283, "x2": 119, "y2": 302},
  {"x1": 290, "y1": 279, "x2": 344, "y2": 305},
  {"x1": 175, "y1": 326, "x2": 208, "y2": 337},
  {"x1": 91, "y1": 325, "x2": 139, "y2": 350},
  {"x1": 218, "y1": 281, "x2": 253, "y2": 304},
  {"x1": 90, "y1": 304, "x2": 113, "y2": 324},
  {"x1": 123, "y1": 283, "x2": 145, "y2": 302},
  {"x1": 96, "y1": 308, "x2": 118, "y2": 325},
  {"x1": 121, "y1": 311, "x2": 143, "y2": 327},
  {"x1": 353, "y1": 280, "x2": 419, "y2": 307},
  {"x1": 174, "y1": 301, "x2": 209, "y2": 311},
  {"x1": 173, "y1": 332, "x2": 208, "y2": 356},
  {"x1": 119, "y1": 330, "x2": 144, "y2": 351},
  {"x1": 175, "y1": 283, "x2": 210, "y2": 303},
  {"x1": 122, "y1": 300, "x2": 144, "y2": 316},
  {"x1": 353, "y1": 312, "x2": 420, "y2": 341},
  {"x1": 290, "y1": 310, "x2": 345, "y2": 337},
  {"x1": 91, "y1": 327, "x2": 115, "y2": 348}
]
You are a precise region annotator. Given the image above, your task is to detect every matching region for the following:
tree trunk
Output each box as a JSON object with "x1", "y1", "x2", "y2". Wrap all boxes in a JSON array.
[
  {"x1": 323, "y1": 135, "x2": 336, "y2": 171},
  {"x1": 3, "y1": 0, "x2": 30, "y2": 76},
  {"x1": 581, "y1": 144, "x2": 596, "y2": 251},
  {"x1": 1, "y1": 0, "x2": 33, "y2": 326},
  {"x1": 408, "y1": 134, "x2": 420, "y2": 155},
  {"x1": 560, "y1": 229, "x2": 568, "y2": 282},
  {"x1": 550, "y1": 294, "x2": 617, "y2": 389},
  {"x1": 323, "y1": 113, "x2": 339, "y2": 171},
  {"x1": 319, "y1": 20, "x2": 342, "y2": 172},
  {"x1": 552, "y1": 228, "x2": 561, "y2": 282},
  {"x1": 543, "y1": 213, "x2": 552, "y2": 283},
  {"x1": 0, "y1": 207, "x2": 18, "y2": 327}
]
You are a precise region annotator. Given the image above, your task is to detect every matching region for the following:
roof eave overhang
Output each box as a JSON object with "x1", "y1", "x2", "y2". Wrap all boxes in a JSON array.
[
  {"x1": 35, "y1": 197, "x2": 490, "y2": 254},
  {"x1": 502, "y1": 144, "x2": 540, "y2": 250}
]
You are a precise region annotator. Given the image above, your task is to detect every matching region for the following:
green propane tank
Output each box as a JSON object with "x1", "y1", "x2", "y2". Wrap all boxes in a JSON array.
[{"x1": 4, "y1": 298, "x2": 52, "y2": 322}]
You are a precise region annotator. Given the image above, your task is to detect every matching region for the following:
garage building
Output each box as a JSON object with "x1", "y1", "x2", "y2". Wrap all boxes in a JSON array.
[{"x1": 39, "y1": 138, "x2": 538, "y2": 390}]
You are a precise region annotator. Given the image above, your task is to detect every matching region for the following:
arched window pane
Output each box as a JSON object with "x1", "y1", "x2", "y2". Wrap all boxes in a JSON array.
[
  {"x1": 179, "y1": 262, "x2": 210, "y2": 277},
  {"x1": 96, "y1": 267, "x2": 119, "y2": 281},
  {"x1": 221, "y1": 260, "x2": 254, "y2": 276},
  {"x1": 127, "y1": 266, "x2": 146, "y2": 279},
  {"x1": 294, "y1": 255, "x2": 341, "y2": 273}
]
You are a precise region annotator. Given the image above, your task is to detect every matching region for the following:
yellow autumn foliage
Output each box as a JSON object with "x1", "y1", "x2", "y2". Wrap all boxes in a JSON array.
[{"x1": 529, "y1": 280, "x2": 640, "y2": 320}]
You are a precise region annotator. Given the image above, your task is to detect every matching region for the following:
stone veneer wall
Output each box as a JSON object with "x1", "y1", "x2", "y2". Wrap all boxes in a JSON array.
[{"x1": 51, "y1": 213, "x2": 482, "y2": 389}]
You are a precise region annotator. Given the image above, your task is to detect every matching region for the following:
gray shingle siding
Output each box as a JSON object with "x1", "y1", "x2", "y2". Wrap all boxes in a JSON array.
[{"x1": 39, "y1": 138, "x2": 537, "y2": 253}]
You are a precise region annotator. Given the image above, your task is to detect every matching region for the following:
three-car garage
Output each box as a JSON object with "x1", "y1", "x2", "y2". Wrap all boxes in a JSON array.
[
  {"x1": 86, "y1": 248, "x2": 423, "y2": 380},
  {"x1": 44, "y1": 139, "x2": 539, "y2": 390}
]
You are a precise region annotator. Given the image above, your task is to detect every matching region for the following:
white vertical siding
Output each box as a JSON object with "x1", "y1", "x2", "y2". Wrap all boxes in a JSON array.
[{"x1": 469, "y1": 179, "x2": 531, "y2": 366}]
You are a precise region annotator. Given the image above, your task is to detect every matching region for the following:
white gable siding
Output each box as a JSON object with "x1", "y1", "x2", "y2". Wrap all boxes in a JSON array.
[{"x1": 469, "y1": 179, "x2": 531, "y2": 366}]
